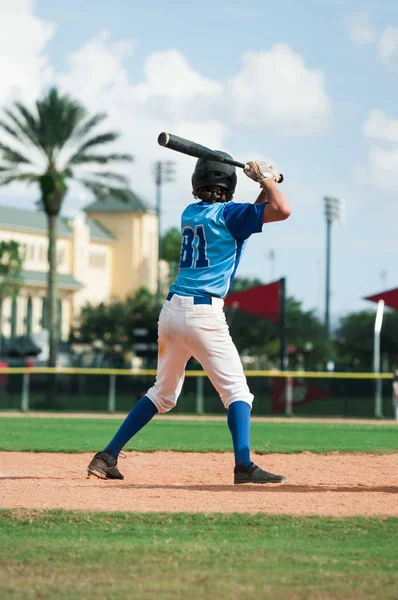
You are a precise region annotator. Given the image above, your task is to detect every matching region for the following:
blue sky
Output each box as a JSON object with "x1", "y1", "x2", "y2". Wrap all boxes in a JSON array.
[{"x1": 1, "y1": 0, "x2": 398, "y2": 322}]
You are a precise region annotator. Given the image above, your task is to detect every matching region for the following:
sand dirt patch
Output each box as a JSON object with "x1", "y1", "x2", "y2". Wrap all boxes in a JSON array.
[{"x1": 0, "y1": 451, "x2": 397, "y2": 517}]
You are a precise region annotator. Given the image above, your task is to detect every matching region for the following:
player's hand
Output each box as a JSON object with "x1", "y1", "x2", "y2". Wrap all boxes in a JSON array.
[{"x1": 244, "y1": 161, "x2": 280, "y2": 184}]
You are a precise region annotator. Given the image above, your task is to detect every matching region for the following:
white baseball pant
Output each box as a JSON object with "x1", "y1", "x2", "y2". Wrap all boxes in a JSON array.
[{"x1": 146, "y1": 293, "x2": 254, "y2": 413}]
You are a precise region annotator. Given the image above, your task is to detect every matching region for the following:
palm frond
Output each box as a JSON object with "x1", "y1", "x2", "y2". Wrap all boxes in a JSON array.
[
  {"x1": 87, "y1": 171, "x2": 129, "y2": 184},
  {"x1": 14, "y1": 103, "x2": 39, "y2": 134},
  {"x1": 71, "y1": 132, "x2": 119, "y2": 157},
  {"x1": 73, "y1": 113, "x2": 107, "y2": 139},
  {"x1": 0, "y1": 172, "x2": 39, "y2": 187},
  {"x1": 9, "y1": 104, "x2": 41, "y2": 148},
  {"x1": 79, "y1": 179, "x2": 132, "y2": 202},
  {"x1": 0, "y1": 141, "x2": 32, "y2": 164},
  {"x1": 0, "y1": 118, "x2": 22, "y2": 141},
  {"x1": 69, "y1": 152, "x2": 132, "y2": 166},
  {"x1": 35, "y1": 88, "x2": 87, "y2": 157}
]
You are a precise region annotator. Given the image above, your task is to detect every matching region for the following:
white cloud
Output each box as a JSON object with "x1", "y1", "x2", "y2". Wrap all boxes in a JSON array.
[
  {"x1": 228, "y1": 45, "x2": 331, "y2": 135},
  {"x1": 57, "y1": 32, "x2": 133, "y2": 108},
  {"x1": 347, "y1": 16, "x2": 398, "y2": 72},
  {"x1": 357, "y1": 110, "x2": 398, "y2": 195},
  {"x1": 347, "y1": 12, "x2": 375, "y2": 45},
  {"x1": 364, "y1": 145, "x2": 398, "y2": 192},
  {"x1": 141, "y1": 50, "x2": 221, "y2": 99},
  {"x1": 379, "y1": 26, "x2": 398, "y2": 67},
  {"x1": 0, "y1": 0, "x2": 33, "y2": 12},
  {"x1": 363, "y1": 109, "x2": 398, "y2": 143},
  {"x1": 0, "y1": 0, "x2": 54, "y2": 107}
]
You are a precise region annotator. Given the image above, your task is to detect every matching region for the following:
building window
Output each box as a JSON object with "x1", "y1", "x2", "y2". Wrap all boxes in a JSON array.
[
  {"x1": 20, "y1": 243, "x2": 36, "y2": 261},
  {"x1": 57, "y1": 247, "x2": 65, "y2": 266},
  {"x1": 88, "y1": 252, "x2": 106, "y2": 269},
  {"x1": 27, "y1": 244, "x2": 35, "y2": 261},
  {"x1": 39, "y1": 245, "x2": 47, "y2": 262}
]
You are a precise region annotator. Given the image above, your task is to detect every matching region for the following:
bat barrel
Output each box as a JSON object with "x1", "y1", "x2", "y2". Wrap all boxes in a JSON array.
[{"x1": 158, "y1": 132, "x2": 169, "y2": 147}]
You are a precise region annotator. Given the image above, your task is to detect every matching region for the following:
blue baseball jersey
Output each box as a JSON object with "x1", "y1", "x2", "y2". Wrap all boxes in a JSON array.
[{"x1": 170, "y1": 200, "x2": 266, "y2": 298}]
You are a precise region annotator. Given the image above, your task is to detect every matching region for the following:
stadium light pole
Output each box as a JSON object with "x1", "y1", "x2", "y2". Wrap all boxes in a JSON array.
[
  {"x1": 154, "y1": 161, "x2": 175, "y2": 308},
  {"x1": 323, "y1": 196, "x2": 343, "y2": 337}
]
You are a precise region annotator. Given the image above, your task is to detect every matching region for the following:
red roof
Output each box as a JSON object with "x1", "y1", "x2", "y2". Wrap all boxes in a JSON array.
[
  {"x1": 224, "y1": 280, "x2": 281, "y2": 323},
  {"x1": 364, "y1": 287, "x2": 398, "y2": 310}
]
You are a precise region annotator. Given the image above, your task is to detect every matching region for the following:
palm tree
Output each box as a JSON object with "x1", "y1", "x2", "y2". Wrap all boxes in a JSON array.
[{"x1": 0, "y1": 88, "x2": 133, "y2": 366}]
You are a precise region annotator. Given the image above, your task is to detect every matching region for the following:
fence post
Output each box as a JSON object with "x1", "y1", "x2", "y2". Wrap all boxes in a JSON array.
[
  {"x1": 195, "y1": 375, "x2": 204, "y2": 415},
  {"x1": 284, "y1": 376, "x2": 293, "y2": 417},
  {"x1": 21, "y1": 373, "x2": 30, "y2": 413},
  {"x1": 108, "y1": 374, "x2": 116, "y2": 413}
]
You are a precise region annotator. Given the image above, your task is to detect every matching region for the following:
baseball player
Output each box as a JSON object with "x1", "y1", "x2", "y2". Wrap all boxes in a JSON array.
[{"x1": 88, "y1": 156, "x2": 291, "y2": 484}]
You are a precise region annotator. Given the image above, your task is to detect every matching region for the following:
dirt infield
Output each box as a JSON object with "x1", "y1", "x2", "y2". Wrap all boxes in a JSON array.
[{"x1": 0, "y1": 451, "x2": 397, "y2": 517}]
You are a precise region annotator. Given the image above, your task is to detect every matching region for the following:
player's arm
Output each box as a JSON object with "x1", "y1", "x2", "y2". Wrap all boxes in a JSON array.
[
  {"x1": 393, "y1": 381, "x2": 398, "y2": 399},
  {"x1": 244, "y1": 161, "x2": 291, "y2": 224}
]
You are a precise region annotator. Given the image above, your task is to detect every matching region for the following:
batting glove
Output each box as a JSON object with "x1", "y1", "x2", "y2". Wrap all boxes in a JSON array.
[{"x1": 244, "y1": 160, "x2": 280, "y2": 184}]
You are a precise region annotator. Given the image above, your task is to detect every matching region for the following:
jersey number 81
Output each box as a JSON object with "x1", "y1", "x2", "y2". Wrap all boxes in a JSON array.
[{"x1": 179, "y1": 225, "x2": 209, "y2": 269}]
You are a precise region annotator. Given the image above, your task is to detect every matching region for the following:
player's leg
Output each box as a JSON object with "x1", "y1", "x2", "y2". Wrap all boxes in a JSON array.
[
  {"x1": 188, "y1": 312, "x2": 253, "y2": 466},
  {"x1": 187, "y1": 306, "x2": 287, "y2": 484},
  {"x1": 87, "y1": 305, "x2": 190, "y2": 479}
]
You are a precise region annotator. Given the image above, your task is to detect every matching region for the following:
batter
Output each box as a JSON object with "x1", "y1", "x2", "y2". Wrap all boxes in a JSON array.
[{"x1": 88, "y1": 156, "x2": 291, "y2": 484}]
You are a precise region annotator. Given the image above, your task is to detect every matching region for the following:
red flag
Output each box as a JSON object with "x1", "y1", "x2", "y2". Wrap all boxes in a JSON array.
[
  {"x1": 224, "y1": 280, "x2": 281, "y2": 323},
  {"x1": 365, "y1": 288, "x2": 398, "y2": 311},
  {"x1": 271, "y1": 378, "x2": 333, "y2": 414}
]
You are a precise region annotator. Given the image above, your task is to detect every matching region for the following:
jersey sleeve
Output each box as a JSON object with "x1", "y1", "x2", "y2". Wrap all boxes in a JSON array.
[{"x1": 223, "y1": 202, "x2": 266, "y2": 241}]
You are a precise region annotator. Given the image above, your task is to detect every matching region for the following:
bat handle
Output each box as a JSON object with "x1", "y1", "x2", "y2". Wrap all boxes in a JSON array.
[
  {"x1": 227, "y1": 159, "x2": 284, "y2": 183},
  {"x1": 229, "y1": 159, "x2": 246, "y2": 169}
]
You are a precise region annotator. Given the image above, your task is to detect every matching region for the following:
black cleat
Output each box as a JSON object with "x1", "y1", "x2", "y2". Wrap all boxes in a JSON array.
[
  {"x1": 87, "y1": 452, "x2": 124, "y2": 480},
  {"x1": 234, "y1": 464, "x2": 288, "y2": 485}
]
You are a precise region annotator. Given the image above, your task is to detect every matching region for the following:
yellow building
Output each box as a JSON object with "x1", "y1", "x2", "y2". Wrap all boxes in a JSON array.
[{"x1": 0, "y1": 191, "x2": 159, "y2": 340}]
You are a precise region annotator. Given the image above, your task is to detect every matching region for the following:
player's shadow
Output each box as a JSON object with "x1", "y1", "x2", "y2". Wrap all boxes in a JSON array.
[
  {"x1": 3, "y1": 478, "x2": 397, "y2": 494},
  {"x1": 115, "y1": 483, "x2": 398, "y2": 493}
]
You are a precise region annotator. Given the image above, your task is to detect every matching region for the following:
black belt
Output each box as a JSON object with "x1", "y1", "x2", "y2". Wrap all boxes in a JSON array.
[{"x1": 167, "y1": 292, "x2": 212, "y2": 305}]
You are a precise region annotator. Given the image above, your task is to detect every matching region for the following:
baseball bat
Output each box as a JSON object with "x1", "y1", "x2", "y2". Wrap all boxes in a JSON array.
[{"x1": 157, "y1": 132, "x2": 284, "y2": 183}]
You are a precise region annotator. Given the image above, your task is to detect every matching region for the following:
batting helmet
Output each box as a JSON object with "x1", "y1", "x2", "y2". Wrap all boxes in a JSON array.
[{"x1": 192, "y1": 154, "x2": 237, "y2": 194}]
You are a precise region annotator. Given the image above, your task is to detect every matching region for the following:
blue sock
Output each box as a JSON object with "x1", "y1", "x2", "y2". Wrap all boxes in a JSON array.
[
  {"x1": 227, "y1": 401, "x2": 252, "y2": 468},
  {"x1": 104, "y1": 396, "x2": 158, "y2": 459}
]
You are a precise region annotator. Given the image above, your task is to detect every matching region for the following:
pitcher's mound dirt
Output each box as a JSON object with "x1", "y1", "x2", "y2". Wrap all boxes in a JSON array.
[{"x1": 0, "y1": 451, "x2": 396, "y2": 517}]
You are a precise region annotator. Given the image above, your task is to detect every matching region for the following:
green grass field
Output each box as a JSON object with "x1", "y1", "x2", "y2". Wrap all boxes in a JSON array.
[
  {"x1": 1, "y1": 511, "x2": 397, "y2": 600},
  {"x1": 0, "y1": 416, "x2": 396, "y2": 453}
]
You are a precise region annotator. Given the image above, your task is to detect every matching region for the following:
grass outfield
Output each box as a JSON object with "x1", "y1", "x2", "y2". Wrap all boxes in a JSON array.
[
  {"x1": 0, "y1": 416, "x2": 397, "y2": 453},
  {"x1": 0, "y1": 511, "x2": 397, "y2": 600}
]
